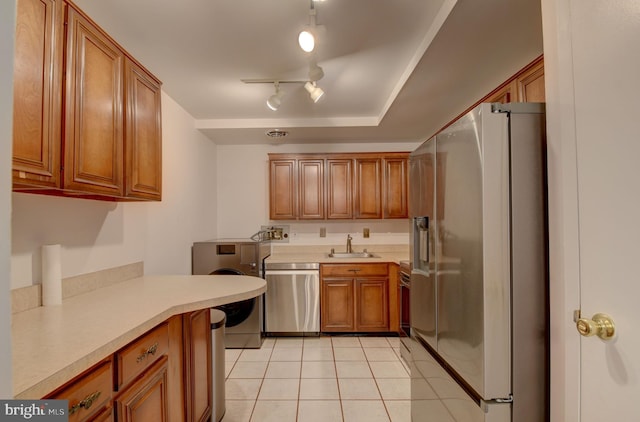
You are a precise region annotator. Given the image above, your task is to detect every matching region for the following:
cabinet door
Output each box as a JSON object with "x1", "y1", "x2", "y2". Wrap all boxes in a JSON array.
[
  {"x1": 383, "y1": 157, "x2": 408, "y2": 218},
  {"x1": 326, "y1": 159, "x2": 353, "y2": 219},
  {"x1": 355, "y1": 278, "x2": 389, "y2": 331},
  {"x1": 515, "y1": 59, "x2": 545, "y2": 102},
  {"x1": 354, "y1": 158, "x2": 382, "y2": 219},
  {"x1": 115, "y1": 356, "x2": 168, "y2": 422},
  {"x1": 183, "y1": 309, "x2": 212, "y2": 422},
  {"x1": 124, "y1": 58, "x2": 162, "y2": 200},
  {"x1": 64, "y1": 6, "x2": 124, "y2": 196},
  {"x1": 321, "y1": 279, "x2": 354, "y2": 331},
  {"x1": 484, "y1": 82, "x2": 514, "y2": 104},
  {"x1": 270, "y1": 159, "x2": 297, "y2": 220},
  {"x1": 298, "y1": 159, "x2": 324, "y2": 219},
  {"x1": 12, "y1": 0, "x2": 63, "y2": 189}
]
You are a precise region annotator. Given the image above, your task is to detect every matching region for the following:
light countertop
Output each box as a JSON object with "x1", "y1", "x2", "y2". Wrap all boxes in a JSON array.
[
  {"x1": 266, "y1": 244, "x2": 409, "y2": 265},
  {"x1": 265, "y1": 252, "x2": 408, "y2": 265},
  {"x1": 11, "y1": 275, "x2": 266, "y2": 399}
]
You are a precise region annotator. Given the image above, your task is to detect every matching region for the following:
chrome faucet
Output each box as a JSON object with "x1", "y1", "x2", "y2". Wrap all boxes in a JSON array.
[{"x1": 346, "y1": 234, "x2": 353, "y2": 253}]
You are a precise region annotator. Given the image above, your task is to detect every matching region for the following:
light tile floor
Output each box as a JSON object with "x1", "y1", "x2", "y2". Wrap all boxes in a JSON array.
[{"x1": 222, "y1": 336, "x2": 410, "y2": 422}]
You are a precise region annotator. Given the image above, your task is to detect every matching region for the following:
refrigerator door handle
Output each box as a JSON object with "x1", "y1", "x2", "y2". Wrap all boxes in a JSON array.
[{"x1": 480, "y1": 395, "x2": 513, "y2": 412}]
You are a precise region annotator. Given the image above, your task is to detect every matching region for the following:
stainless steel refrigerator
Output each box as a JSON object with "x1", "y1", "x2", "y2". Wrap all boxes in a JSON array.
[{"x1": 409, "y1": 103, "x2": 548, "y2": 421}]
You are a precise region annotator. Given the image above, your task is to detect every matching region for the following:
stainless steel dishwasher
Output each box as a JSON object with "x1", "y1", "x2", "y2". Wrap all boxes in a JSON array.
[{"x1": 264, "y1": 262, "x2": 320, "y2": 335}]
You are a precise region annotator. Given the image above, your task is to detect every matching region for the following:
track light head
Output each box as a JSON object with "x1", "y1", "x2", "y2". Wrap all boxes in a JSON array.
[
  {"x1": 298, "y1": 29, "x2": 315, "y2": 53},
  {"x1": 308, "y1": 62, "x2": 324, "y2": 82},
  {"x1": 304, "y1": 81, "x2": 324, "y2": 103},
  {"x1": 266, "y1": 83, "x2": 284, "y2": 111}
]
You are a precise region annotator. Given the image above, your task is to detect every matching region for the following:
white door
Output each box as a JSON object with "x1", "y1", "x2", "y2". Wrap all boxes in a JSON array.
[{"x1": 570, "y1": 0, "x2": 640, "y2": 419}]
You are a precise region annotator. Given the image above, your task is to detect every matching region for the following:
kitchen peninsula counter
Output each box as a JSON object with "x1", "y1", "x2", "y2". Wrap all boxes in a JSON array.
[{"x1": 12, "y1": 275, "x2": 266, "y2": 399}]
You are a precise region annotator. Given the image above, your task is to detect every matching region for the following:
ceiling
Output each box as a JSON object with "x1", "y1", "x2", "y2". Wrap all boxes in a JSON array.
[{"x1": 72, "y1": 0, "x2": 543, "y2": 145}]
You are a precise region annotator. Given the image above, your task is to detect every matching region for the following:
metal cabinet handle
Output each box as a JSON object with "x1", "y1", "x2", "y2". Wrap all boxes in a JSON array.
[
  {"x1": 69, "y1": 391, "x2": 101, "y2": 414},
  {"x1": 349, "y1": 268, "x2": 361, "y2": 273},
  {"x1": 136, "y1": 342, "x2": 159, "y2": 363},
  {"x1": 576, "y1": 313, "x2": 615, "y2": 340}
]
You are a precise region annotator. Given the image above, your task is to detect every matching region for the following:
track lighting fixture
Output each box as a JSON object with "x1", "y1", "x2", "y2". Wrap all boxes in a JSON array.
[
  {"x1": 308, "y1": 61, "x2": 324, "y2": 82},
  {"x1": 298, "y1": 30, "x2": 315, "y2": 53},
  {"x1": 304, "y1": 81, "x2": 325, "y2": 103},
  {"x1": 298, "y1": 1, "x2": 322, "y2": 53},
  {"x1": 266, "y1": 82, "x2": 284, "y2": 111},
  {"x1": 242, "y1": 78, "x2": 326, "y2": 108}
]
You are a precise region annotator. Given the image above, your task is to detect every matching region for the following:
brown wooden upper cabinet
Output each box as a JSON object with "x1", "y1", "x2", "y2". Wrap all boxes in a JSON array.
[
  {"x1": 11, "y1": 0, "x2": 162, "y2": 201},
  {"x1": 298, "y1": 159, "x2": 325, "y2": 219},
  {"x1": 354, "y1": 158, "x2": 382, "y2": 219},
  {"x1": 124, "y1": 59, "x2": 163, "y2": 200},
  {"x1": 269, "y1": 152, "x2": 409, "y2": 220},
  {"x1": 326, "y1": 159, "x2": 353, "y2": 219},
  {"x1": 269, "y1": 159, "x2": 297, "y2": 220},
  {"x1": 485, "y1": 56, "x2": 545, "y2": 104},
  {"x1": 64, "y1": 6, "x2": 124, "y2": 196},
  {"x1": 12, "y1": 0, "x2": 64, "y2": 189},
  {"x1": 383, "y1": 157, "x2": 408, "y2": 218}
]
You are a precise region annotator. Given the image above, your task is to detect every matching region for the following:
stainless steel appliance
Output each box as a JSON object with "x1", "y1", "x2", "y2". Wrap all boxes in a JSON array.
[
  {"x1": 192, "y1": 239, "x2": 270, "y2": 348},
  {"x1": 409, "y1": 103, "x2": 548, "y2": 421},
  {"x1": 264, "y1": 262, "x2": 320, "y2": 335},
  {"x1": 398, "y1": 260, "x2": 411, "y2": 364}
]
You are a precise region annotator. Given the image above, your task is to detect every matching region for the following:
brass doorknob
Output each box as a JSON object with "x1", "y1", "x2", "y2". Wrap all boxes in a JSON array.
[{"x1": 576, "y1": 313, "x2": 615, "y2": 340}]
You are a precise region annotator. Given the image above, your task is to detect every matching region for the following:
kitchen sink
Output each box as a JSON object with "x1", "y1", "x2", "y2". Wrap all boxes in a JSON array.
[{"x1": 327, "y1": 251, "x2": 378, "y2": 258}]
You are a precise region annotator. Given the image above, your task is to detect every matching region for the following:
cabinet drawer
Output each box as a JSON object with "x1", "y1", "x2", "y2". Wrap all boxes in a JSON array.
[
  {"x1": 51, "y1": 360, "x2": 113, "y2": 422},
  {"x1": 322, "y1": 263, "x2": 388, "y2": 277},
  {"x1": 116, "y1": 322, "x2": 169, "y2": 390}
]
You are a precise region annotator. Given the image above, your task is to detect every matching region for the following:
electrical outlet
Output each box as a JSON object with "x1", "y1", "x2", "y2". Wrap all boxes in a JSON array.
[
  {"x1": 363, "y1": 228, "x2": 370, "y2": 238},
  {"x1": 320, "y1": 227, "x2": 326, "y2": 237}
]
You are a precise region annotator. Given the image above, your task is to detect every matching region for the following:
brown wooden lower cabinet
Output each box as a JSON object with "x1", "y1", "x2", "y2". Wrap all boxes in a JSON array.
[
  {"x1": 355, "y1": 279, "x2": 389, "y2": 330},
  {"x1": 114, "y1": 356, "x2": 168, "y2": 422},
  {"x1": 321, "y1": 263, "x2": 389, "y2": 332},
  {"x1": 43, "y1": 309, "x2": 213, "y2": 422},
  {"x1": 47, "y1": 358, "x2": 113, "y2": 422},
  {"x1": 183, "y1": 309, "x2": 212, "y2": 422},
  {"x1": 321, "y1": 279, "x2": 355, "y2": 330},
  {"x1": 88, "y1": 407, "x2": 114, "y2": 422}
]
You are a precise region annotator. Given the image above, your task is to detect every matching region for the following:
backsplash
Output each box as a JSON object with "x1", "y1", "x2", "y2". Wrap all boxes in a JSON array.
[
  {"x1": 11, "y1": 262, "x2": 143, "y2": 313},
  {"x1": 271, "y1": 243, "x2": 409, "y2": 255},
  {"x1": 275, "y1": 220, "x2": 410, "y2": 246}
]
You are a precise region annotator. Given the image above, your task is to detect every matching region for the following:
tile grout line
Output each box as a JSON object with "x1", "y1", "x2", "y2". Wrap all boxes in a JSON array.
[{"x1": 223, "y1": 336, "x2": 407, "y2": 422}]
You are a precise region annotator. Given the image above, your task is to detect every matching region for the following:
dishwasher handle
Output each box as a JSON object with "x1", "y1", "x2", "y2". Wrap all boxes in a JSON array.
[{"x1": 265, "y1": 270, "x2": 320, "y2": 276}]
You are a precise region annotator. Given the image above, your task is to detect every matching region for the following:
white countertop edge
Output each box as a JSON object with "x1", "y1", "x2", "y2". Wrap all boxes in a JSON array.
[{"x1": 12, "y1": 275, "x2": 266, "y2": 399}]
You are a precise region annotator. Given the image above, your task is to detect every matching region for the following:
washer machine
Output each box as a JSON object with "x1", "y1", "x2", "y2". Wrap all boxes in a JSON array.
[{"x1": 192, "y1": 239, "x2": 270, "y2": 348}]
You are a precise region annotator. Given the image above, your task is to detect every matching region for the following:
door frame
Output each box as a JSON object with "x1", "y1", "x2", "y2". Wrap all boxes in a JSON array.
[{"x1": 541, "y1": 0, "x2": 582, "y2": 421}]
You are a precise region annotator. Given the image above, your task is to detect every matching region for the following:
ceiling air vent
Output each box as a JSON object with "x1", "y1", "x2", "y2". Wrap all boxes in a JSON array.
[{"x1": 265, "y1": 129, "x2": 288, "y2": 138}]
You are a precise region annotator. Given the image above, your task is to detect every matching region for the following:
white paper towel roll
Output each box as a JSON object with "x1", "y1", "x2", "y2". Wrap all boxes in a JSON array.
[{"x1": 42, "y1": 244, "x2": 62, "y2": 306}]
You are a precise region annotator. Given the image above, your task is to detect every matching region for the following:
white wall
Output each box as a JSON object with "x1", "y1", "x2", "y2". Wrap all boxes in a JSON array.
[
  {"x1": 143, "y1": 92, "x2": 218, "y2": 274},
  {"x1": 216, "y1": 142, "x2": 420, "y2": 243},
  {"x1": 11, "y1": 92, "x2": 218, "y2": 288},
  {"x1": 1, "y1": 0, "x2": 16, "y2": 399}
]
